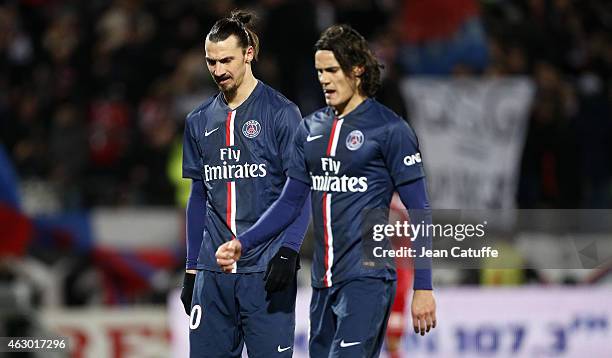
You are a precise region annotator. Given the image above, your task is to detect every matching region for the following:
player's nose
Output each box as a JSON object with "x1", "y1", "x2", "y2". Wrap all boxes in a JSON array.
[
  {"x1": 212, "y1": 63, "x2": 225, "y2": 76},
  {"x1": 318, "y1": 73, "x2": 330, "y2": 85}
]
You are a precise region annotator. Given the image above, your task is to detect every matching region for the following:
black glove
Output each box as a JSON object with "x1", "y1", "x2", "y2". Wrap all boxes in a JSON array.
[
  {"x1": 264, "y1": 246, "x2": 299, "y2": 292},
  {"x1": 180, "y1": 272, "x2": 196, "y2": 315}
]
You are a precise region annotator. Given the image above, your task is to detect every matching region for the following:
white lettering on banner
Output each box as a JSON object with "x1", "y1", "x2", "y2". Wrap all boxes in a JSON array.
[
  {"x1": 168, "y1": 287, "x2": 612, "y2": 358},
  {"x1": 403, "y1": 153, "x2": 422, "y2": 166},
  {"x1": 401, "y1": 78, "x2": 534, "y2": 209},
  {"x1": 427, "y1": 168, "x2": 508, "y2": 209},
  {"x1": 400, "y1": 288, "x2": 612, "y2": 357},
  {"x1": 40, "y1": 308, "x2": 171, "y2": 358}
]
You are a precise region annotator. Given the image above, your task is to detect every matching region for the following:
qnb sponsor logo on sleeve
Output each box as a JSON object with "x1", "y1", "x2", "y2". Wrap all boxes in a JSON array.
[
  {"x1": 310, "y1": 158, "x2": 368, "y2": 193},
  {"x1": 403, "y1": 152, "x2": 422, "y2": 166},
  {"x1": 203, "y1": 148, "x2": 267, "y2": 181}
]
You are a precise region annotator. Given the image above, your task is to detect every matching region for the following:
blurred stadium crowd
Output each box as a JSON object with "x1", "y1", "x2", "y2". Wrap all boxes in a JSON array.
[
  {"x1": 1, "y1": 0, "x2": 611, "y2": 316},
  {"x1": 1, "y1": 0, "x2": 611, "y2": 210}
]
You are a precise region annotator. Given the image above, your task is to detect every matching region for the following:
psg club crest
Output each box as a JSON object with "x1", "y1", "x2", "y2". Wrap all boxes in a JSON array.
[
  {"x1": 242, "y1": 120, "x2": 261, "y2": 139},
  {"x1": 345, "y1": 130, "x2": 364, "y2": 151}
]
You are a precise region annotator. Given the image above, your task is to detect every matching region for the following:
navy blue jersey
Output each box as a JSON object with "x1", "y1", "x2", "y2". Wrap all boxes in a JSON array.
[
  {"x1": 289, "y1": 98, "x2": 425, "y2": 288},
  {"x1": 183, "y1": 81, "x2": 301, "y2": 273}
]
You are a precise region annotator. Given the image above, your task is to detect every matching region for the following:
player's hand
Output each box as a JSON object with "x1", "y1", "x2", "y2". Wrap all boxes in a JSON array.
[
  {"x1": 215, "y1": 240, "x2": 242, "y2": 272},
  {"x1": 264, "y1": 246, "x2": 299, "y2": 292},
  {"x1": 411, "y1": 289, "x2": 436, "y2": 336},
  {"x1": 180, "y1": 271, "x2": 196, "y2": 315}
]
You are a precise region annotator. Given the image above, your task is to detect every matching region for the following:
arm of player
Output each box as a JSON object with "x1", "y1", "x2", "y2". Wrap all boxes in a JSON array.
[
  {"x1": 275, "y1": 191, "x2": 311, "y2": 252},
  {"x1": 181, "y1": 180, "x2": 206, "y2": 315},
  {"x1": 268, "y1": 102, "x2": 311, "y2": 252},
  {"x1": 261, "y1": 191, "x2": 310, "y2": 291},
  {"x1": 396, "y1": 178, "x2": 437, "y2": 335},
  {"x1": 215, "y1": 177, "x2": 311, "y2": 269},
  {"x1": 396, "y1": 178, "x2": 432, "y2": 290},
  {"x1": 186, "y1": 180, "x2": 206, "y2": 270}
]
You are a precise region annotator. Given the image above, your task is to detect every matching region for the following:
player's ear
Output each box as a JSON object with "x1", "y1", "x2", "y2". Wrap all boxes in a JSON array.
[
  {"x1": 353, "y1": 66, "x2": 364, "y2": 77},
  {"x1": 245, "y1": 46, "x2": 254, "y2": 64}
]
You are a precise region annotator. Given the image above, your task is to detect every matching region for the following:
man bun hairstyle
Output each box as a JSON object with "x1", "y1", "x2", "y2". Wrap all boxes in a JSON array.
[
  {"x1": 207, "y1": 9, "x2": 260, "y2": 61},
  {"x1": 315, "y1": 24, "x2": 382, "y2": 97}
]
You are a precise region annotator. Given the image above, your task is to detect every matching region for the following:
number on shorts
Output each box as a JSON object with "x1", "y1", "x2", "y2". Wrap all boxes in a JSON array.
[{"x1": 190, "y1": 304, "x2": 202, "y2": 329}]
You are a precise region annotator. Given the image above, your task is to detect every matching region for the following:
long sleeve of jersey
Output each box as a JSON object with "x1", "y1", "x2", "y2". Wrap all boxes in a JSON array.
[
  {"x1": 397, "y1": 177, "x2": 433, "y2": 290},
  {"x1": 239, "y1": 177, "x2": 311, "y2": 253},
  {"x1": 186, "y1": 180, "x2": 206, "y2": 269},
  {"x1": 278, "y1": 192, "x2": 311, "y2": 252}
]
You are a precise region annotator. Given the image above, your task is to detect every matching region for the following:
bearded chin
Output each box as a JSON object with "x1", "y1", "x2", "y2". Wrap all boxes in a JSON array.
[{"x1": 220, "y1": 82, "x2": 238, "y2": 100}]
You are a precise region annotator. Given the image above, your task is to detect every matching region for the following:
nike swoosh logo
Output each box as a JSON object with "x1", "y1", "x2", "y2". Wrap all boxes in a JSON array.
[
  {"x1": 280, "y1": 256, "x2": 288, "y2": 260},
  {"x1": 306, "y1": 134, "x2": 323, "y2": 142},
  {"x1": 340, "y1": 340, "x2": 361, "y2": 348},
  {"x1": 277, "y1": 345, "x2": 291, "y2": 352},
  {"x1": 205, "y1": 127, "x2": 219, "y2": 136}
]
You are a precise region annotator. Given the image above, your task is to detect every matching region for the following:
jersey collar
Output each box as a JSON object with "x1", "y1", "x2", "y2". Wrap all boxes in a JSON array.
[
  {"x1": 218, "y1": 79, "x2": 264, "y2": 112},
  {"x1": 334, "y1": 97, "x2": 373, "y2": 119}
]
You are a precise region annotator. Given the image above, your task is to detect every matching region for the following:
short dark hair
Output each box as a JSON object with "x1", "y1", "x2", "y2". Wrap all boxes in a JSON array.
[
  {"x1": 207, "y1": 10, "x2": 260, "y2": 61},
  {"x1": 314, "y1": 25, "x2": 382, "y2": 97}
]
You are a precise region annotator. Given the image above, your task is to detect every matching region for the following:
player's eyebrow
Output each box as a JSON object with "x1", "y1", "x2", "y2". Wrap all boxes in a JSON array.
[
  {"x1": 316, "y1": 66, "x2": 340, "y2": 72},
  {"x1": 205, "y1": 56, "x2": 234, "y2": 64}
]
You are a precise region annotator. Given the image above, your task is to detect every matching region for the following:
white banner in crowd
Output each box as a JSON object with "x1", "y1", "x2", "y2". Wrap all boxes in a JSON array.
[
  {"x1": 401, "y1": 78, "x2": 535, "y2": 209},
  {"x1": 401, "y1": 287, "x2": 612, "y2": 357},
  {"x1": 41, "y1": 307, "x2": 171, "y2": 357},
  {"x1": 36, "y1": 287, "x2": 612, "y2": 357},
  {"x1": 29, "y1": 288, "x2": 612, "y2": 358},
  {"x1": 169, "y1": 287, "x2": 612, "y2": 358}
]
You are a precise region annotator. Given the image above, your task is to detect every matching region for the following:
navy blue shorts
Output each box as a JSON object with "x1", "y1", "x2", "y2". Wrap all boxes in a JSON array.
[
  {"x1": 189, "y1": 270, "x2": 297, "y2": 358},
  {"x1": 309, "y1": 277, "x2": 396, "y2": 358}
]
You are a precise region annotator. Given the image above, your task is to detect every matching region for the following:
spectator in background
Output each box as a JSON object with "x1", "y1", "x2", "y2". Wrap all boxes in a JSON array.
[
  {"x1": 5, "y1": 91, "x2": 48, "y2": 179},
  {"x1": 85, "y1": 88, "x2": 131, "y2": 206},
  {"x1": 518, "y1": 61, "x2": 581, "y2": 208},
  {"x1": 128, "y1": 82, "x2": 176, "y2": 205},
  {"x1": 575, "y1": 74, "x2": 612, "y2": 208},
  {"x1": 49, "y1": 104, "x2": 87, "y2": 209},
  {"x1": 94, "y1": 0, "x2": 157, "y2": 103},
  {"x1": 42, "y1": 9, "x2": 88, "y2": 105},
  {"x1": 260, "y1": 0, "x2": 320, "y2": 114},
  {"x1": 397, "y1": 0, "x2": 489, "y2": 75}
]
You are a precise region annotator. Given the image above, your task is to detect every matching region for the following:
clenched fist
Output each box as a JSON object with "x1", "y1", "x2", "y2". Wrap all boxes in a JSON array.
[{"x1": 215, "y1": 240, "x2": 242, "y2": 272}]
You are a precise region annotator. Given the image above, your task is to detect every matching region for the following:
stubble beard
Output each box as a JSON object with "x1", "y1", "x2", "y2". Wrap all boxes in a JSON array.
[
  {"x1": 219, "y1": 76, "x2": 242, "y2": 103},
  {"x1": 221, "y1": 84, "x2": 238, "y2": 102}
]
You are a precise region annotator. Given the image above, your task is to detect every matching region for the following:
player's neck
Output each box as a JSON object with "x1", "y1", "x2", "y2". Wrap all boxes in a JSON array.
[
  {"x1": 334, "y1": 93, "x2": 367, "y2": 118},
  {"x1": 224, "y1": 71, "x2": 258, "y2": 109}
]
